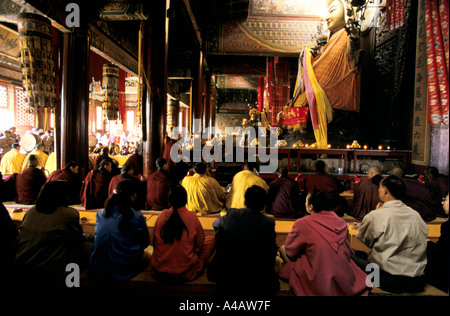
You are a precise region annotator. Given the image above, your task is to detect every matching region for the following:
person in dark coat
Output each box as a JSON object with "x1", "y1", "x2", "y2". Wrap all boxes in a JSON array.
[
  {"x1": 80, "y1": 160, "x2": 112, "y2": 210},
  {"x1": 16, "y1": 155, "x2": 46, "y2": 205},
  {"x1": 267, "y1": 168, "x2": 304, "y2": 218},
  {"x1": 304, "y1": 160, "x2": 347, "y2": 217},
  {"x1": 347, "y1": 166, "x2": 383, "y2": 220},
  {"x1": 146, "y1": 158, "x2": 172, "y2": 210},
  {"x1": 47, "y1": 161, "x2": 82, "y2": 205},
  {"x1": 208, "y1": 185, "x2": 280, "y2": 297},
  {"x1": 425, "y1": 193, "x2": 449, "y2": 293},
  {"x1": 391, "y1": 168, "x2": 444, "y2": 221},
  {"x1": 425, "y1": 166, "x2": 449, "y2": 203}
]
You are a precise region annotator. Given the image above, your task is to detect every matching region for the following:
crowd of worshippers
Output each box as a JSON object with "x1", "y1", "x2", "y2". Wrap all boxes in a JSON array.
[{"x1": 0, "y1": 145, "x2": 448, "y2": 295}]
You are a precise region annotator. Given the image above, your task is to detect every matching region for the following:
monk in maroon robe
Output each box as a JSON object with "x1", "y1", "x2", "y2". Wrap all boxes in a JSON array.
[
  {"x1": 304, "y1": 160, "x2": 347, "y2": 217},
  {"x1": 125, "y1": 149, "x2": 143, "y2": 176},
  {"x1": 267, "y1": 168, "x2": 304, "y2": 218},
  {"x1": 162, "y1": 137, "x2": 178, "y2": 174},
  {"x1": 16, "y1": 155, "x2": 46, "y2": 205},
  {"x1": 146, "y1": 158, "x2": 172, "y2": 210},
  {"x1": 108, "y1": 162, "x2": 145, "y2": 210},
  {"x1": 348, "y1": 166, "x2": 383, "y2": 220},
  {"x1": 391, "y1": 168, "x2": 444, "y2": 221},
  {"x1": 47, "y1": 161, "x2": 82, "y2": 205},
  {"x1": 80, "y1": 160, "x2": 112, "y2": 210},
  {"x1": 93, "y1": 147, "x2": 120, "y2": 176},
  {"x1": 425, "y1": 167, "x2": 449, "y2": 203}
]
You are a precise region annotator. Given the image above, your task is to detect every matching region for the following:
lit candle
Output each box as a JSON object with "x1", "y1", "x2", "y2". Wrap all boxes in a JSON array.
[
  {"x1": 387, "y1": 146, "x2": 391, "y2": 150},
  {"x1": 305, "y1": 144, "x2": 309, "y2": 148},
  {"x1": 346, "y1": 144, "x2": 350, "y2": 149},
  {"x1": 311, "y1": 144, "x2": 316, "y2": 148},
  {"x1": 327, "y1": 144, "x2": 331, "y2": 148},
  {"x1": 363, "y1": 145, "x2": 368, "y2": 150},
  {"x1": 378, "y1": 145, "x2": 382, "y2": 150}
]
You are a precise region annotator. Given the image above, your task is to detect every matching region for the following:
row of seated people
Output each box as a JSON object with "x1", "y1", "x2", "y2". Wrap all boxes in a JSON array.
[
  {"x1": 1, "y1": 177, "x2": 448, "y2": 295},
  {"x1": 1, "y1": 147, "x2": 447, "y2": 230},
  {"x1": 0, "y1": 143, "x2": 50, "y2": 175}
]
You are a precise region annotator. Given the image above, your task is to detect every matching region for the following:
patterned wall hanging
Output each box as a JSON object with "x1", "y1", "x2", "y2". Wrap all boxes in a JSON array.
[
  {"x1": 17, "y1": 13, "x2": 57, "y2": 113},
  {"x1": 102, "y1": 63, "x2": 120, "y2": 121},
  {"x1": 425, "y1": 0, "x2": 449, "y2": 125}
]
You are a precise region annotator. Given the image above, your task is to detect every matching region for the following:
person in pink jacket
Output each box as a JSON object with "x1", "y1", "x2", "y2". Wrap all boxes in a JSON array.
[
  {"x1": 151, "y1": 185, "x2": 215, "y2": 282},
  {"x1": 278, "y1": 189, "x2": 369, "y2": 296}
]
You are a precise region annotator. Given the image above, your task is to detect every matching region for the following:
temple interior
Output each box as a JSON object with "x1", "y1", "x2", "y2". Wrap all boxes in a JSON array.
[{"x1": 0, "y1": 0, "x2": 448, "y2": 298}]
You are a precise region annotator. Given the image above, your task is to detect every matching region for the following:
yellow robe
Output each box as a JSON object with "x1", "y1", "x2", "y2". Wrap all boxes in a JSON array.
[
  {"x1": 21, "y1": 149, "x2": 48, "y2": 172},
  {"x1": 45, "y1": 152, "x2": 57, "y2": 176},
  {"x1": 0, "y1": 149, "x2": 26, "y2": 175},
  {"x1": 181, "y1": 173, "x2": 226, "y2": 215},
  {"x1": 225, "y1": 170, "x2": 269, "y2": 210}
]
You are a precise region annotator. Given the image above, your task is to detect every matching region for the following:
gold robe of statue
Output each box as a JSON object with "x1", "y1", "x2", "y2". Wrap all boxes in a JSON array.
[{"x1": 283, "y1": 0, "x2": 361, "y2": 148}]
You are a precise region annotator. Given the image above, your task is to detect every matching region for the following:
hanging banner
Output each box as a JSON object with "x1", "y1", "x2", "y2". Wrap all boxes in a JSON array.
[
  {"x1": 17, "y1": 13, "x2": 57, "y2": 112},
  {"x1": 412, "y1": 0, "x2": 430, "y2": 165},
  {"x1": 102, "y1": 64, "x2": 120, "y2": 121}
]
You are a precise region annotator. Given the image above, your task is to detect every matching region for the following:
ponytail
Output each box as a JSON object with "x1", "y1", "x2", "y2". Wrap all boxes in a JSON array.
[{"x1": 160, "y1": 185, "x2": 188, "y2": 244}]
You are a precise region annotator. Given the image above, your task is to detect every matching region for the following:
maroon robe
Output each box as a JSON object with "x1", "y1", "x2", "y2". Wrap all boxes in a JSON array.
[
  {"x1": 80, "y1": 169, "x2": 111, "y2": 210},
  {"x1": 1, "y1": 174, "x2": 18, "y2": 202},
  {"x1": 47, "y1": 168, "x2": 82, "y2": 205},
  {"x1": 162, "y1": 138, "x2": 177, "y2": 173},
  {"x1": 267, "y1": 177, "x2": 304, "y2": 218},
  {"x1": 108, "y1": 173, "x2": 146, "y2": 210},
  {"x1": 304, "y1": 173, "x2": 347, "y2": 217},
  {"x1": 93, "y1": 154, "x2": 120, "y2": 176},
  {"x1": 426, "y1": 175, "x2": 449, "y2": 202},
  {"x1": 125, "y1": 153, "x2": 143, "y2": 176},
  {"x1": 146, "y1": 169, "x2": 172, "y2": 210},
  {"x1": 403, "y1": 178, "x2": 444, "y2": 222},
  {"x1": 348, "y1": 175, "x2": 383, "y2": 221},
  {"x1": 16, "y1": 167, "x2": 46, "y2": 204}
]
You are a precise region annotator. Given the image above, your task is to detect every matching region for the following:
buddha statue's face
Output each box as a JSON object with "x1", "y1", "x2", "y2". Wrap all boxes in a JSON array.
[{"x1": 326, "y1": 0, "x2": 346, "y2": 34}]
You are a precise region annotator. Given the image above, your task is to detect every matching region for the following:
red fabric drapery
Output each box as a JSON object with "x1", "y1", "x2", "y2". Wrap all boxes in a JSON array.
[
  {"x1": 386, "y1": 0, "x2": 406, "y2": 30},
  {"x1": 425, "y1": 0, "x2": 449, "y2": 125},
  {"x1": 263, "y1": 57, "x2": 290, "y2": 126}
]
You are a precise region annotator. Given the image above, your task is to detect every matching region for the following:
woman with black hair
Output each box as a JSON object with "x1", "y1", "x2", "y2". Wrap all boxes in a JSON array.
[
  {"x1": 278, "y1": 189, "x2": 369, "y2": 296},
  {"x1": 151, "y1": 185, "x2": 215, "y2": 282},
  {"x1": 15, "y1": 181, "x2": 92, "y2": 284},
  {"x1": 90, "y1": 180, "x2": 150, "y2": 281}
]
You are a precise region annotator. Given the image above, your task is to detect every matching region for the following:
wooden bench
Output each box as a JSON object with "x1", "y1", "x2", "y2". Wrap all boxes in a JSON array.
[{"x1": 6, "y1": 202, "x2": 448, "y2": 296}]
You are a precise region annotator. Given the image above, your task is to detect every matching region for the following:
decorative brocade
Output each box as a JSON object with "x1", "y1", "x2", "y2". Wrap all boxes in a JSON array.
[{"x1": 17, "y1": 13, "x2": 57, "y2": 112}]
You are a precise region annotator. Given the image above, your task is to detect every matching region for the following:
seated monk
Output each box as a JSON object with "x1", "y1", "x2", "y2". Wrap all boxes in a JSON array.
[
  {"x1": 181, "y1": 162, "x2": 226, "y2": 215},
  {"x1": 125, "y1": 148, "x2": 143, "y2": 177},
  {"x1": 347, "y1": 166, "x2": 383, "y2": 220},
  {"x1": 47, "y1": 161, "x2": 82, "y2": 205},
  {"x1": 146, "y1": 158, "x2": 172, "y2": 211},
  {"x1": 0, "y1": 143, "x2": 25, "y2": 175},
  {"x1": 304, "y1": 160, "x2": 347, "y2": 217},
  {"x1": 391, "y1": 168, "x2": 444, "y2": 221},
  {"x1": 80, "y1": 160, "x2": 113, "y2": 210},
  {"x1": 424, "y1": 167, "x2": 449, "y2": 203},
  {"x1": 108, "y1": 162, "x2": 145, "y2": 210},
  {"x1": 16, "y1": 155, "x2": 46, "y2": 205},
  {"x1": 93, "y1": 147, "x2": 120, "y2": 176},
  {"x1": 267, "y1": 168, "x2": 304, "y2": 218},
  {"x1": 21, "y1": 144, "x2": 48, "y2": 172},
  {"x1": 281, "y1": 0, "x2": 361, "y2": 148},
  {"x1": 225, "y1": 161, "x2": 269, "y2": 210}
]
